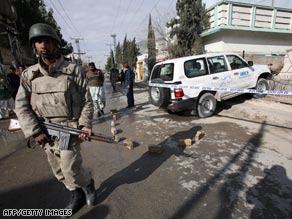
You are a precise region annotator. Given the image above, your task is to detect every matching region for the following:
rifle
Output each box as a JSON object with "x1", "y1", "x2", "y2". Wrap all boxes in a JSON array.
[{"x1": 32, "y1": 120, "x2": 123, "y2": 150}]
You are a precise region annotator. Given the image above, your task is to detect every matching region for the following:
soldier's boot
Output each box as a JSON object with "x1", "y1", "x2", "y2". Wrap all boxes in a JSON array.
[
  {"x1": 85, "y1": 179, "x2": 97, "y2": 206},
  {"x1": 64, "y1": 188, "x2": 86, "y2": 217}
]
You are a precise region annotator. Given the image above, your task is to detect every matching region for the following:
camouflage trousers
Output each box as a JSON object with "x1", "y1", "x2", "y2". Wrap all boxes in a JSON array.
[{"x1": 44, "y1": 138, "x2": 92, "y2": 191}]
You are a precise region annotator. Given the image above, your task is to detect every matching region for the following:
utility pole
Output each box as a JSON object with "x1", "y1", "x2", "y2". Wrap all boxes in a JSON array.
[
  {"x1": 105, "y1": 43, "x2": 113, "y2": 50},
  {"x1": 85, "y1": 56, "x2": 92, "y2": 63},
  {"x1": 110, "y1": 34, "x2": 117, "y2": 67},
  {"x1": 71, "y1": 37, "x2": 85, "y2": 65}
]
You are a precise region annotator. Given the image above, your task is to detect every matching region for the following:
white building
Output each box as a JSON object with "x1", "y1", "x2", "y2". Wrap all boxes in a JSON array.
[{"x1": 201, "y1": 0, "x2": 292, "y2": 56}]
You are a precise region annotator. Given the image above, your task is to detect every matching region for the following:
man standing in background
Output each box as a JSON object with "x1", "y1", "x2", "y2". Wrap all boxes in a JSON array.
[
  {"x1": 86, "y1": 62, "x2": 105, "y2": 117},
  {"x1": 6, "y1": 66, "x2": 20, "y2": 99},
  {"x1": 123, "y1": 63, "x2": 135, "y2": 108}
]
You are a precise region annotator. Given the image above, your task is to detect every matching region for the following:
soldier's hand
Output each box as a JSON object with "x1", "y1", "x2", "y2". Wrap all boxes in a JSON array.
[
  {"x1": 34, "y1": 133, "x2": 50, "y2": 146},
  {"x1": 79, "y1": 127, "x2": 92, "y2": 141}
]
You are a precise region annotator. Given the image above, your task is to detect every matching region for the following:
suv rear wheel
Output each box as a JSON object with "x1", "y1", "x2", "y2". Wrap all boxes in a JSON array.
[
  {"x1": 149, "y1": 78, "x2": 170, "y2": 107},
  {"x1": 197, "y1": 93, "x2": 217, "y2": 118}
]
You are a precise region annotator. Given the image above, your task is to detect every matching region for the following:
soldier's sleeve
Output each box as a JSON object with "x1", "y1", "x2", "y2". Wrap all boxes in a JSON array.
[
  {"x1": 15, "y1": 71, "x2": 42, "y2": 138},
  {"x1": 74, "y1": 65, "x2": 93, "y2": 129}
]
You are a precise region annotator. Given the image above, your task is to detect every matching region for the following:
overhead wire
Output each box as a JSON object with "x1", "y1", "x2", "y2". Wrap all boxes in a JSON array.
[
  {"x1": 46, "y1": 0, "x2": 88, "y2": 59},
  {"x1": 56, "y1": 0, "x2": 83, "y2": 38},
  {"x1": 124, "y1": 0, "x2": 145, "y2": 37},
  {"x1": 131, "y1": 0, "x2": 162, "y2": 40},
  {"x1": 47, "y1": 0, "x2": 77, "y2": 38},
  {"x1": 115, "y1": 0, "x2": 135, "y2": 37},
  {"x1": 110, "y1": 0, "x2": 122, "y2": 34}
]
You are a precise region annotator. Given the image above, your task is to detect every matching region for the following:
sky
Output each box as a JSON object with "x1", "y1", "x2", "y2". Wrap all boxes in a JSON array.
[
  {"x1": 43, "y1": 0, "x2": 292, "y2": 68},
  {"x1": 43, "y1": 0, "x2": 178, "y2": 68}
]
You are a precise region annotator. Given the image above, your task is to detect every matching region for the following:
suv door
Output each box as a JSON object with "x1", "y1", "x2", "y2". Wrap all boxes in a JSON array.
[
  {"x1": 182, "y1": 57, "x2": 213, "y2": 99},
  {"x1": 226, "y1": 54, "x2": 254, "y2": 88},
  {"x1": 206, "y1": 55, "x2": 235, "y2": 99}
]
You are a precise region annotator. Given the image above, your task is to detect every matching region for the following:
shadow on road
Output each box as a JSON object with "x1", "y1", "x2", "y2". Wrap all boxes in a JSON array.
[
  {"x1": 246, "y1": 165, "x2": 292, "y2": 219},
  {"x1": 216, "y1": 114, "x2": 292, "y2": 130},
  {"x1": 215, "y1": 94, "x2": 253, "y2": 114},
  {"x1": 170, "y1": 121, "x2": 266, "y2": 219},
  {"x1": 79, "y1": 204, "x2": 110, "y2": 219},
  {"x1": 0, "y1": 178, "x2": 69, "y2": 219},
  {"x1": 94, "y1": 126, "x2": 202, "y2": 205}
]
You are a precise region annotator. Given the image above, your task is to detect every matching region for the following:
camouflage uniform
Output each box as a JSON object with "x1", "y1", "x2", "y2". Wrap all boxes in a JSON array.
[{"x1": 15, "y1": 56, "x2": 93, "y2": 191}]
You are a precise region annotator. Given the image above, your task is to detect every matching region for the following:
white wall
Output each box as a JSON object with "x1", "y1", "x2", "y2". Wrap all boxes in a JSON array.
[{"x1": 203, "y1": 31, "x2": 292, "y2": 55}]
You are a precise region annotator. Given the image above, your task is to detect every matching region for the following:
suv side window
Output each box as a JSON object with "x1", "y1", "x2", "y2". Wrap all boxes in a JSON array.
[
  {"x1": 184, "y1": 58, "x2": 207, "y2": 78},
  {"x1": 207, "y1": 56, "x2": 228, "y2": 74},
  {"x1": 227, "y1": 55, "x2": 248, "y2": 70},
  {"x1": 151, "y1": 63, "x2": 174, "y2": 81}
]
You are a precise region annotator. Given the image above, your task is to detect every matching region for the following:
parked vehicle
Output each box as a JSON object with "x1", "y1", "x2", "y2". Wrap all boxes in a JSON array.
[{"x1": 148, "y1": 53, "x2": 272, "y2": 117}]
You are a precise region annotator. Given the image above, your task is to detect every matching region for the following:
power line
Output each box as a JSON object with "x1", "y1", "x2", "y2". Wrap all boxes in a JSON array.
[
  {"x1": 132, "y1": 0, "x2": 162, "y2": 37},
  {"x1": 47, "y1": 0, "x2": 76, "y2": 38},
  {"x1": 115, "y1": 0, "x2": 134, "y2": 36},
  {"x1": 110, "y1": 0, "x2": 122, "y2": 34},
  {"x1": 56, "y1": 0, "x2": 83, "y2": 38},
  {"x1": 124, "y1": 0, "x2": 145, "y2": 35}
]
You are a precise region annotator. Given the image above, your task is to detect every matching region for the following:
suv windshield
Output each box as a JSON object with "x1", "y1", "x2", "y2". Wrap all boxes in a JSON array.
[{"x1": 151, "y1": 63, "x2": 174, "y2": 81}]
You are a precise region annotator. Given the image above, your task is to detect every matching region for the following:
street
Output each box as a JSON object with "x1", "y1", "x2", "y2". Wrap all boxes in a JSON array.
[{"x1": 0, "y1": 78, "x2": 292, "y2": 219}]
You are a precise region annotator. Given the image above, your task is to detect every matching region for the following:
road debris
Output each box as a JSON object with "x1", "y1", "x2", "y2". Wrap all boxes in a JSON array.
[
  {"x1": 148, "y1": 144, "x2": 164, "y2": 154},
  {"x1": 195, "y1": 131, "x2": 204, "y2": 141},
  {"x1": 124, "y1": 139, "x2": 134, "y2": 150},
  {"x1": 178, "y1": 138, "x2": 193, "y2": 147}
]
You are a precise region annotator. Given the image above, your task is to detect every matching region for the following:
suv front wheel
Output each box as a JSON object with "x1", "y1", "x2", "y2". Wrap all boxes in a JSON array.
[
  {"x1": 149, "y1": 78, "x2": 170, "y2": 107},
  {"x1": 254, "y1": 78, "x2": 269, "y2": 99},
  {"x1": 197, "y1": 93, "x2": 217, "y2": 118}
]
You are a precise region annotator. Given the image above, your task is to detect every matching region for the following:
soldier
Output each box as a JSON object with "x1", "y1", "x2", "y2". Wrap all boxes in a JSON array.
[{"x1": 15, "y1": 23, "x2": 96, "y2": 216}]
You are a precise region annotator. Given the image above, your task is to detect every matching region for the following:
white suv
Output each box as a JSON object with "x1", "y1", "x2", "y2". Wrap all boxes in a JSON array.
[{"x1": 148, "y1": 53, "x2": 271, "y2": 117}]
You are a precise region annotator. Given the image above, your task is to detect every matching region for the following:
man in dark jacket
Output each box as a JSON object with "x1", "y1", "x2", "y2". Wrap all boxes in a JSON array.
[
  {"x1": 6, "y1": 66, "x2": 20, "y2": 99},
  {"x1": 123, "y1": 63, "x2": 135, "y2": 108}
]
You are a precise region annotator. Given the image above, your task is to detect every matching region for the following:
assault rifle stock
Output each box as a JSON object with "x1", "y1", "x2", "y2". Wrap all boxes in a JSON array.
[{"x1": 38, "y1": 120, "x2": 121, "y2": 150}]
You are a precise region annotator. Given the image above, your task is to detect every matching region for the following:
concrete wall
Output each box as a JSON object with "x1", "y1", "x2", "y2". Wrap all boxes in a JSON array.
[
  {"x1": 268, "y1": 51, "x2": 292, "y2": 103},
  {"x1": 203, "y1": 30, "x2": 292, "y2": 55}
]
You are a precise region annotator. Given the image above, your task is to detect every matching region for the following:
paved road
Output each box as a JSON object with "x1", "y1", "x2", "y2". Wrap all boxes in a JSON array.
[{"x1": 0, "y1": 79, "x2": 291, "y2": 219}]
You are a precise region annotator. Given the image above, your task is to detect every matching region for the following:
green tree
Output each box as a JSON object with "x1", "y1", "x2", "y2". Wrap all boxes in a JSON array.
[
  {"x1": 115, "y1": 42, "x2": 123, "y2": 68},
  {"x1": 147, "y1": 14, "x2": 156, "y2": 73},
  {"x1": 106, "y1": 35, "x2": 140, "y2": 70},
  {"x1": 13, "y1": 0, "x2": 71, "y2": 50},
  {"x1": 167, "y1": 0, "x2": 209, "y2": 57},
  {"x1": 105, "y1": 56, "x2": 112, "y2": 72}
]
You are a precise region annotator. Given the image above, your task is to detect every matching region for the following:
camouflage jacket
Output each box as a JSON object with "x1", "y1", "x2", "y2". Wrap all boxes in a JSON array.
[
  {"x1": 15, "y1": 57, "x2": 93, "y2": 138},
  {"x1": 86, "y1": 69, "x2": 104, "y2": 87}
]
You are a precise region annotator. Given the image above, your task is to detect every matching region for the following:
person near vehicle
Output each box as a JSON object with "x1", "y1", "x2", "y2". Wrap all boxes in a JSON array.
[
  {"x1": 120, "y1": 69, "x2": 125, "y2": 86},
  {"x1": 86, "y1": 62, "x2": 105, "y2": 117},
  {"x1": 15, "y1": 23, "x2": 96, "y2": 216},
  {"x1": 0, "y1": 63, "x2": 15, "y2": 119},
  {"x1": 123, "y1": 63, "x2": 135, "y2": 108},
  {"x1": 110, "y1": 67, "x2": 118, "y2": 92},
  {"x1": 6, "y1": 65, "x2": 20, "y2": 99},
  {"x1": 17, "y1": 64, "x2": 26, "y2": 77}
]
